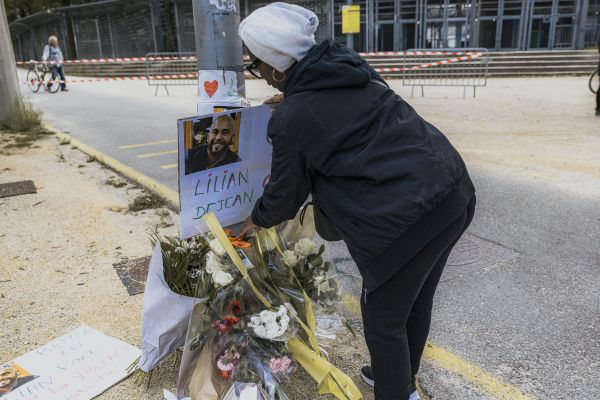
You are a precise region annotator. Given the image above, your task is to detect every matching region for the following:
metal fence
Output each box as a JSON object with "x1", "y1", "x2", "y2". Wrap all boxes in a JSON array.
[
  {"x1": 11, "y1": 0, "x2": 160, "y2": 62},
  {"x1": 402, "y1": 48, "x2": 489, "y2": 98},
  {"x1": 145, "y1": 52, "x2": 197, "y2": 95},
  {"x1": 10, "y1": 0, "x2": 600, "y2": 62}
]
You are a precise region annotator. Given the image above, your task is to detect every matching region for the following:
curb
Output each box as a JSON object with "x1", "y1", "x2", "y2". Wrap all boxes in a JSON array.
[{"x1": 45, "y1": 124, "x2": 179, "y2": 209}]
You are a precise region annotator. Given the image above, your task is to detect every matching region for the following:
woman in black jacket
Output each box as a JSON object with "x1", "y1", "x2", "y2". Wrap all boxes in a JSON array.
[{"x1": 238, "y1": 3, "x2": 476, "y2": 399}]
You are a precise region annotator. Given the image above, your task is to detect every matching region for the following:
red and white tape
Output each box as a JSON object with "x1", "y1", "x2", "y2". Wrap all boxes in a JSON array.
[
  {"x1": 16, "y1": 51, "x2": 481, "y2": 66},
  {"x1": 20, "y1": 53, "x2": 480, "y2": 84},
  {"x1": 373, "y1": 53, "x2": 481, "y2": 73},
  {"x1": 16, "y1": 56, "x2": 198, "y2": 65},
  {"x1": 20, "y1": 72, "x2": 257, "y2": 85},
  {"x1": 360, "y1": 50, "x2": 481, "y2": 57}
]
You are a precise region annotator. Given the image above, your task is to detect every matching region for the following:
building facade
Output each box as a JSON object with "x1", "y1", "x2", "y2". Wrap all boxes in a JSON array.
[{"x1": 10, "y1": 0, "x2": 600, "y2": 61}]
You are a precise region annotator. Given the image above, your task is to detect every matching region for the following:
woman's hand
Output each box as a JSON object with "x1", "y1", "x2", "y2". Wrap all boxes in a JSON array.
[
  {"x1": 239, "y1": 216, "x2": 259, "y2": 239},
  {"x1": 264, "y1": 94, "x2": 284, "y2": 104}
]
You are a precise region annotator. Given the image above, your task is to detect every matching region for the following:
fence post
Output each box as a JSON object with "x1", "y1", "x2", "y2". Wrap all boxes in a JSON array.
[{"x1": 150, "y1": 0, "x2": 165, "y2": 52}]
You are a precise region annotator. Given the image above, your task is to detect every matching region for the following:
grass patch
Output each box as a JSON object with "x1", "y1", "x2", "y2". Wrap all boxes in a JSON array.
[
  {"x1": 105, "y1": 176, "x2": 127, "y2": 188},
  {"x1": 59, "y1": 138, "x2": 70, "y2": 145},
  {"x1": 86, "y1": 155, "x2": 97, "y2": 163},
  {"x1": 129, "y1": 193, "x2": 165, "y2": 212},
  {"x1": 1, "y1": 101, "x2": 53, "y2": 152},
  {"x1": 56, "y1": 151, "x2": 66, "y2": 162},
  {"x1": 3, "y1": 134, "x2": 40, "y2": 149},
  {"x1": 0, "y1": 100, "x2": 50, "y2": 134}
]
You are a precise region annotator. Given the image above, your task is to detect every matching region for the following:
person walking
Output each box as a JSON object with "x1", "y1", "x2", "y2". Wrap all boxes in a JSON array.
[
  {"x1": 238, "y1": 3, "x2": 476, "y2": 399},
  {"x1": 42, "y1": 36, "x2": 68, "y2": 92}
]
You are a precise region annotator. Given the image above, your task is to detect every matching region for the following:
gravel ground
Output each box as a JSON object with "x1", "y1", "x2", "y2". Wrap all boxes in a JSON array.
[{"x1": 0, "y1": 133, "x2": 378, "y2": 399}]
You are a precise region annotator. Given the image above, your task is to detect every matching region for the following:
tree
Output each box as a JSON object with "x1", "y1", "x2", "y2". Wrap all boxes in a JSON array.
[{"x1": 0, "y1": 0, "x2": 21, "y2": 121}]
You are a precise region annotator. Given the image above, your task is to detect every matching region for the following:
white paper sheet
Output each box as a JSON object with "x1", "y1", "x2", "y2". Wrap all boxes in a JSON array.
[{"x1": 0, "y1": 325, "x2": 140, "y2": 400}]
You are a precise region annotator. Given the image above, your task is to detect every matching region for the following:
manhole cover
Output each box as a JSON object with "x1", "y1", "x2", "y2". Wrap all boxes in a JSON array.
[
  {"x1": 447, "y1": 237, "x2": 484, "y2": 266},
  {"x1": 0, "y1": 180, "x2": 36, "y2": 198},
  {"x1": 442, "y1": 234, "x2": 519, "y2": 282},
  {"x1": 113, "y1": 256, "x2": 151, "y2": 295}
]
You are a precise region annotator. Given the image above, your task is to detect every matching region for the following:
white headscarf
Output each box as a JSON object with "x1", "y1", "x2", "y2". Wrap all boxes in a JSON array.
[{"x1": 239, "y1": 2, "x2": 319, "y2": 73}]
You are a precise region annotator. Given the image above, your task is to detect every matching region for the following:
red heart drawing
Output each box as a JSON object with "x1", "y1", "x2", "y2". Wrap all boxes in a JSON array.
[{"x1": 204, "y1": 80, "x2": 218, "y2": 98}]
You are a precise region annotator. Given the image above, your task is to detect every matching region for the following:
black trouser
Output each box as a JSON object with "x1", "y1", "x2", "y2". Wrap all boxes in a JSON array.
[
  {"x1": 361, "y1": 198, "x2": 475, "y2": 400},
  {"x1": 51, "y1": 65, "x2": 66, "y2": 90}
]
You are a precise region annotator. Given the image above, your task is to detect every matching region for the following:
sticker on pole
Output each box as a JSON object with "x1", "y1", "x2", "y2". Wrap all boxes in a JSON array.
[
  {"x1": 342, "y1": 5, "x2": 361, "y2": 34},
  {"x1": 177, "y1": 105, "x2": 274, "y2": 239}
]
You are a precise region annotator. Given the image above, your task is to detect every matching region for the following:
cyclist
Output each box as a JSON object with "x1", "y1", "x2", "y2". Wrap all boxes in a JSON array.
[{"x1": 42, "y1": 36, "x2": 68, "y2": 92}]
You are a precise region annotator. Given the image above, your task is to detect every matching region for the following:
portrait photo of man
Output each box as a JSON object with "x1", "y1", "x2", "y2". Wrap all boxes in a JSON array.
[{"x1": 185, "y1": 114, "x2": 242, "y2": 175}]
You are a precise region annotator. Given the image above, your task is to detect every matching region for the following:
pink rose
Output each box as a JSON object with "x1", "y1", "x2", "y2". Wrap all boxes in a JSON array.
[{"x1": 269, "y1": 356, "x2": 292, "y2": 373}]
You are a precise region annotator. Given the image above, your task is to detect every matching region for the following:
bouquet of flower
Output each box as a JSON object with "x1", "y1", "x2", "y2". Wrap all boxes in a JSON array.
[{"x1": 139, "y1": 213, "x2": 362, "y2": 400}]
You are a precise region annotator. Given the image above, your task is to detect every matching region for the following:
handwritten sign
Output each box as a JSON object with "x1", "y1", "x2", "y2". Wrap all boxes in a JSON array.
[
  {"x1": 178, "y1": 105, "x2": 273, "y2": 239},
  {"x1": 197, "y1": 70, "x2": 250, "y2": 116},
  {"x1": 0, "y1": 326, "x2": 140, "y2": 400}
]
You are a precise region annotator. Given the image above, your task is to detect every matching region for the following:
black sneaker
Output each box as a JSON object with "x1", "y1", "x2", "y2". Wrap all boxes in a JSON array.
[{"x1": 360, "y1": 365, "x2": 374, "y2": 387}]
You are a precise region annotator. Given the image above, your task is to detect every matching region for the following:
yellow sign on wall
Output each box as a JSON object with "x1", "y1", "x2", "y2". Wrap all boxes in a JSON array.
[{"x1": 342, "y1": 5, "x2": 360, "y2": 34}]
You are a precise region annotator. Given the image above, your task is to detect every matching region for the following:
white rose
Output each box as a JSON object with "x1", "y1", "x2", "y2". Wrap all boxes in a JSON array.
[
  {"x1": 209, "y1": 238, "x2": 226, "y2": 256},
  {"x1": 293, "y1": 238, "x2": 317, "y2": 258},
  {"x1": 212, "y1": 269, "x2": 233, "y2": 287},
  {"x1": 205, "y1": 253, "x2": 233, "y2": 286},
  {"x1": 282, "y1": 250, "x2": 298, "y2": 266},
  {"x1": 248, "y1": 305, "x2": 290, "y2": 339}
]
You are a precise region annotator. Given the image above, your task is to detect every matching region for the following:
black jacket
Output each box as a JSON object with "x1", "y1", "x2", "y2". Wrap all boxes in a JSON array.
[{"x1": 251, "y1": 39, "x2": 475, "y2": 291}]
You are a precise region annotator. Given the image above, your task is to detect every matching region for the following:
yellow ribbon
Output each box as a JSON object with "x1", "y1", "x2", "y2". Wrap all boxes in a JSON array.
[
  {"x1": 288, "y1": 337, "x2": 363, "y2": 400},
  {"x1": 265, "y1": 228, "x2": 321, "y2": 353},
  {"x1": 203, "y1": 213, "x2": 272, "y2": 309}
]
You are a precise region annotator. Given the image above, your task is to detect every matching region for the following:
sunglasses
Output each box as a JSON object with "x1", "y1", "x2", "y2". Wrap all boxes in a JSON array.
[{"x1": 246, "y1": 58, "x2": 263, "y2": 79}]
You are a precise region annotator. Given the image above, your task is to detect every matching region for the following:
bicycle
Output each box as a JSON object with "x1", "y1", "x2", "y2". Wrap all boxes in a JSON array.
[
  {"x1": 26, "y1": 62, "x2": 61, "y2": 94},
  {"x1": 589, "y1": 68, "x2": 598, "y2": 95}
]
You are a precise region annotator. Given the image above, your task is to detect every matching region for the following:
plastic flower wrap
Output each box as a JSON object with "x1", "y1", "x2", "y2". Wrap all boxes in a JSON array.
[{"x1": 147, "y1": 214, "x2": 362, "y2": 400}]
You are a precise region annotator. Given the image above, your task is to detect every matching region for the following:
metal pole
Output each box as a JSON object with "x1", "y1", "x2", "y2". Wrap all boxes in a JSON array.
[
  {"x1": 495, "y1": 0, "x2": 504, "y2": 50},
  {"x1": 548, "y1": 0, "x2": 559, "y2": 49},
  {"x1": 574, "y1": 0, "x2": 588, "y2": 49},
  {"x1": 106, "y1": 12, "x2": 116, "y2": 58},
  {"x1": 151, "y1": 0, "x2": 165, "y2": 52},
  {"x1": 0, "y1": 0, "x2": 21, "y2": 120},
  {"x1": 192, "y1": 0, "x2": 245, "y2": 107},
  {"x1": 346, "y1": 0, "x2": 354, "y2": 49},
  {"x1": 329, "y1": 0, "x2": 335, "y2": 39}
]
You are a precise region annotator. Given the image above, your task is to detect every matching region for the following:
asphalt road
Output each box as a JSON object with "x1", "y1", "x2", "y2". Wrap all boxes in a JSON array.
[{"x1": 19, "y1": 70, "x2": 600, "y2": 399}]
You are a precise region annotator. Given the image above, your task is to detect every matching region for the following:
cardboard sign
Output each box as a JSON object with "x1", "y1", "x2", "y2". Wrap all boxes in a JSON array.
[
  {"x1": 0, "y1": 326, "x2": 140, "y2": 400},
  {"x1": 342, "y1": 5, "x2": 361, "y2": 34},
  {"x1": 178, "y1": 105, "x2": 273, "y2": 239}
]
